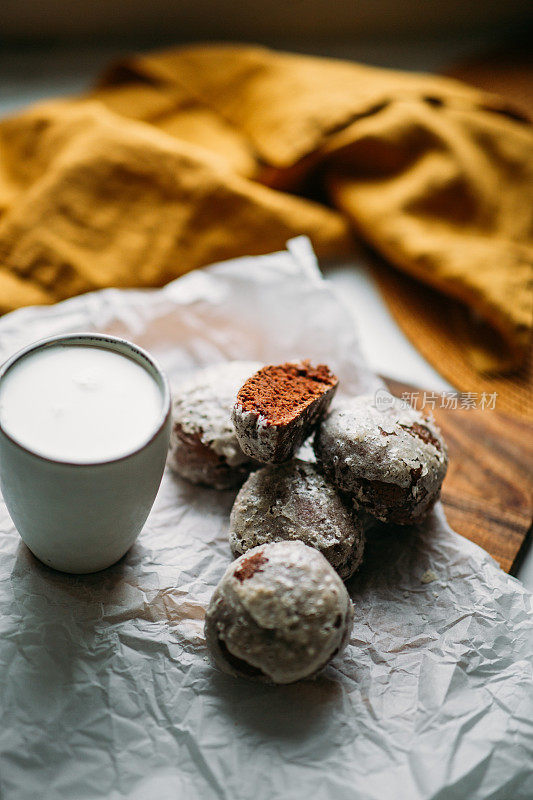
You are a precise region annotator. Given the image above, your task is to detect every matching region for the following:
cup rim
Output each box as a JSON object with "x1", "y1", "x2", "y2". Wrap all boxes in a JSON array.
[{"x1": 0, "y1": 332, "x2": 171, "y2": 467}]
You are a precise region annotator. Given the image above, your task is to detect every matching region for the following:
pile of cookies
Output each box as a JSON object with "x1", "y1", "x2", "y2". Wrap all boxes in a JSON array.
[{"x1": 169, "y1": 360, "x2": 448, "y2": 684}]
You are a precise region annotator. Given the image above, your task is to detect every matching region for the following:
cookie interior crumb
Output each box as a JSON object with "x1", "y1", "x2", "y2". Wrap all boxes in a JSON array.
[{"x1": 237, "y1": 361, "x2": 337, "y2": 424}]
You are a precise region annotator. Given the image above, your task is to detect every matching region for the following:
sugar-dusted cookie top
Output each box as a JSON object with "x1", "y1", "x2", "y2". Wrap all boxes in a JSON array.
[
  {"x1": 204, "y1": 540, "x2": 354, "y2": 684},
  {"x1": 315, "y1": 394, "x2": 448, "y2": 525}
]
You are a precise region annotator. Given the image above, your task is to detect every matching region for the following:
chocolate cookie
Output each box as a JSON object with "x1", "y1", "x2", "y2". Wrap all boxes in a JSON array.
[
  {"x1": 168, "y1": 361, "x2": 261, "y2": 489},
  {"x1": 315, "y1": 394, "x2": 448, "y2": 525},
  {"x1": 232, "y1": 361, "x2": 338, "y2": 464},
  {"x1": 229, "y1": 460, "x2": 364, "y2": 580},
  {"x1": 205, "y1": 540, "x2": 354, "y2": 683}
]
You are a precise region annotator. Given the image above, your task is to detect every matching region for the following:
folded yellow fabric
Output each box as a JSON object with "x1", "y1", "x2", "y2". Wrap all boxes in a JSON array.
[
  {"x1": 0, "y1": 44, "x2": 531, "y2": 376},
  {"x1": 0, "y1": 99, "x2": 350, "y2": 311}
]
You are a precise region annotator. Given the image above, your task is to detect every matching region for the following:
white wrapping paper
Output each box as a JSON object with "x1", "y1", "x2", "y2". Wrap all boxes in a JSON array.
[{"x1": 0, "y1": 238, "x2": 531, "y2": 800}]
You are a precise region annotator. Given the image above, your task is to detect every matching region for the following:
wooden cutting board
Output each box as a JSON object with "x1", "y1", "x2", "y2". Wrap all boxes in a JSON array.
[{"x1": 384, "y1": 378, "x2": 533, "y2": 574}]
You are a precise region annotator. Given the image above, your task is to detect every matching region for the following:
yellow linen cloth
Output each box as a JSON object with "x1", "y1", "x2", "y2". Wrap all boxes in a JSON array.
[{"x1": 0, "y1": 44, "x2": 531, "y2": 375}]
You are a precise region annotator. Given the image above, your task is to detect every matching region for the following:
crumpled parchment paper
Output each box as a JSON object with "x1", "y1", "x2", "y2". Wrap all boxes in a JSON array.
[{"x1": 0, "y1": 237, "x2": 531, "y2": 800}]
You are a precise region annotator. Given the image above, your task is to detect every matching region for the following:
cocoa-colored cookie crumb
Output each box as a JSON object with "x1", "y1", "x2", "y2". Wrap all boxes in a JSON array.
[
  {"x1": 232, "y1": 360, "x2": 338, "y2": 463},
  {"x1": 237, "y1": 362, "x2": 337, "y2": 425},
  {"x1": 233, "y1": 551, "x2": 268, "y2": 582},
  {"x1": 400, "y1": 422, "x2": 443, "y2": 451}
]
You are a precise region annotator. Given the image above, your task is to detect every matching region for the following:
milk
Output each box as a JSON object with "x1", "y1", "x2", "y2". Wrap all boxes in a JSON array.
[{"x1": 0, "y1": 344, "x2": 163, "y2": 463}]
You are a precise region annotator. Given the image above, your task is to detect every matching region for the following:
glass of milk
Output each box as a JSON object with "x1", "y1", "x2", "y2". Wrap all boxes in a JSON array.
[{"x1": 0, "y1": 333, "x2": 171, "y2": 573}]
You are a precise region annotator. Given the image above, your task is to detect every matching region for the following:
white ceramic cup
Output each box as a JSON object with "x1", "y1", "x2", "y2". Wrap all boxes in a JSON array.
[{"x1": 0, "y1": 333, "x2": 171, "y2": 574}]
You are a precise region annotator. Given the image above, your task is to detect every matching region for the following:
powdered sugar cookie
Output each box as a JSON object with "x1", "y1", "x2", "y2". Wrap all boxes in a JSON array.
[
  {"x1": 204, "y1": 540, "x2": 354, "y2": 683},
  {"x1": 232, "y1": 361, "x2": 338, "y2": 463},
  {"x1": 168, "y1": 361, "x2": 261, "y2": 489},
  {"x1": 229, "y1": 460, "x2": 364, "y2": 580},
  {"x1": 315, "y1": 394, "x2": 448, "y2": 524}
]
